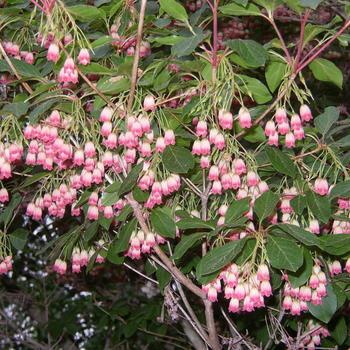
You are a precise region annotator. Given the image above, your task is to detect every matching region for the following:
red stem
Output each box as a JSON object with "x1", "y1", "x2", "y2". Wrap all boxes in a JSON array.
[
  {"x1": 267, "y1": 17, "x2": 292, "y2": 65},
  {"x1": 296, "y1": 19, "x2": 350, "y2": 74},
  {"x1": 30, "y1": 0, "x2": 46, "y2": 13},
  {"x1": 294, "y1": 9, "x2": 310, "y2": 71}
]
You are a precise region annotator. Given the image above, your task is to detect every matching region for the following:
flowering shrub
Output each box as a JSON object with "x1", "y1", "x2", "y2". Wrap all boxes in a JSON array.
[{"x1": 1, "y1": 0, "x2": 350, "y2": 348}]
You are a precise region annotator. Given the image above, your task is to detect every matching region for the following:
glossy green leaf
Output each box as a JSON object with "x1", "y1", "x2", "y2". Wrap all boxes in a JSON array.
[
  {"x1": 254, "y1": 190, "x2": 279, "y2": 222},
  {"x1": 305, "y1": 190, "x2": 331, "y2": 224},
  {"x1": 265, "y1": 61, "x2": 286, "y2": 92},
  {"x1": 330, "y1": 317, "x2": 347, "y2": 345},
  {"x1": 309, "y1": 58, "x2": 343, "y2": 89},
  {"x1": 314, "y1": 106, "x2": 339, "y2": 137},
  {"x1": 2, "y1": 102, "x2": 29, "y2": 117},
  {"x1": 225, "y1": 198, "x2": 250, "y2": 225},
  {"x1": 308, "y1": 284, "x2": 337, "y2": 323},
  {"x1": 226, "y1": 39, "x2": 267, "y2": 68},
  {"x1": 67, "y1": 5, "x2": 104, "y2": 21},
  {"x1": 118, "y1": 162, "x2": 143, "y2": 196},
  {"x1": 274, "y1": 224, "x2": 321, "y2": 247},
  {"x1": 239, "y1": 75, "x2": 272, "y2": 104},
  {"x1": 266, "y1": 235, "x2": 303, "y2": 272},
  {"x1": 300, "y1": 0, "x2": 323, "y2": 10},
  {"x1": 151, "y1": 208, "x2": 176, "y2": 238},
  {"x1": 330, "y1": 180, "x2": 350, "y2": 199},
  {"x1": 0, "y1": 193, "x2": 22, "y2": 227},
  {"x1": 9, "y1": 228, "x2": 28, "y2": 250},
  {"x1": 172, "y1": 232, "x2": 204, "y2": 260},
  {"x1": 266, "y1": 147, "x2": 297, "y2": 177},
  {"x1": 162, "y1": 146, "x2": 194, "y2": 174},
  {"x1": 171, "y1": 33, "x2": 206, "y2": 57},
  {"x1": 288, "y1": 248, "x2": 313, "y2": 288},
  {"x1": 319, "y1": 234, "x2": 350, "y2": 256},
  {"x1": 177, "y1": 217, "x2": 216, "y2": 230},
  {"x1": 219, "y1": 2, "x2": 261, "y2": 16},
  {"x1": 159, "y1": 0, "x2": 188, "y2": 22},
  {"x1": 290, "y1": 195, "x2": 306, "y2": 215},
  {"x1": 196, "y1": 238, "x2": 247, "y2": 281}
]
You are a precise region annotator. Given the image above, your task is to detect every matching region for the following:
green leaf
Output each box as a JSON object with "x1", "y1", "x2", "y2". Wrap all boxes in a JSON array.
[
  {"x1": 266, "y1": 147, "x2": 297, "y2": 177},
  {"x1": 177, "y1": 217, "x2": 216, "y2": 230},
  {"x1": 99, "y1": 216, "x2": 113, "y2": 230},
  {"x1": 319, "y1": 234, "x2": 350, "y2": 256},
  {"x1": 219, "y1": 2, "x2": 261, "y2": 16},
  {"x1": 314, "y1": 107, "x2": 339, "y2": 137},
  {"x1": 196, "y1": 238, "x2": 247, "y2": 280},
  {"x1": 9, "y1": 228, "x2": 28, "y2": 250},
  {"x1": 74, "y1": 190, "x2": 92, "y2": 208},
  {"x1": 290, "y1": 195, "x2": 306, "y2": 215},
  {"x1": 309, "y1": 58, "x2": 343, "y2": 89},
  {"x1": 171, "y1": 33, "x2": 206, "y2": 57},
  {"x1": 79, "y1": 63, "x2": 112, "y2": 75},
  {"x1": 96, "y1": 77, "x2": 130, "y2": 95},
  {"x1": 118, "y1": 162, "x2": 143, "y2": 196},
  {"x1": 116, "y1": 205, "x2": 133, "y2": 222},
  {"x1": 0, "y1": 58, "x2": 42, "y2": 78},
  {"x1": 101, "y1": 192, "x2": 119, "y2": 206},
  {"x1": 300, "y1": 0, "x2": 322, "y2": 10},
  {"x1": 305, "y1": 190, "x2": 331, "y2": 224},
  {"x1": 330, "y1": 317, "x2": 347, "y2": 345},
  {"x1": 151, "y1": 35, "x2": 183, "y2": 46},
  {"x1": 2, "y1": 102, "x2": 29, "y2": 117},
  {"x1": 156, "y1": 266, "x2": 171, "y2": 292},
  {"x1": 67, "y1": 5, "x2": 104, "y2": 21},
  {"x1": 274, "y1": 224, "x2": 321, "y2": 247},
  {"x1": 107, "y1": 219, "x2": 137, "y2": 261},
  {"x1": 104, "y1": 181, "x2": 121, "y2": 193},
  {"x1": 330, "y1": 180, "x2": 350, "y2": 199},
  {"x1": 0, "y1": 193, "x2": 22, "y2": 227},
  {"x1": 265, "y1": 61, "x2": 286, "y2": 92},
  {"x1": 288, "y1": 248, "x2": 313, "y2": 288},
  {"x1": 254, "y1": 190, "x2": 279, "y2": 222},
  {"x1": 159, "y1": 0, "x2": 188, "y2": 22},
  {"x1": 84, "y1": 221, "x2": 99, "y2": 242},
  {"x1": 162, "y1": 146, "x2": 195, "y2": 174},
  {"x1": 150, "y1": 208, "x2": 176, "y2": 238},
  {"x1": 19, "y1": 172, "x2": 48, "y2": 189},
  {"x1": 29, "y1": 99, "x2": 58, "y2": 123},
  {"x1": 308, "y1": 284, "x2": 337, "y2": 323},
  {"x1": 266, "y1": 235, "x2": 303, "y2": 272},
  {"x1": 225, "y1": 198, "x2": 250, "y2": 224},
  {"x1": 172, "y1": 232, "x2": 204, "y2": 260},
  {"x1": 253, "y1": 0, "x2": 282, "y2": 11},
  {"x1": 239, "y1": 75, "x2": 272, "y2": 104},
  {"x1": 226, "y1": 39, "x2": 267, "y2": 68},
  {"x1": 303, "y1": 24, "x2": 326, "y2": 47},
  {"x1": 153, "y1": 69, "x2": 171, "y2": 91},
  {"x1": 235, "y1": 238, "x2": 256, "y2": 265}
]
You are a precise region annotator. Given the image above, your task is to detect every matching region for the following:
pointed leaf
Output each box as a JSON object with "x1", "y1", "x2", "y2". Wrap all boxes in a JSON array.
[
  {"x1": 254, "y1": 190, "x2": 279, "y2": 222},
  {"x1": 266, "y1": 235, "x2": 303, "y2": 272}
]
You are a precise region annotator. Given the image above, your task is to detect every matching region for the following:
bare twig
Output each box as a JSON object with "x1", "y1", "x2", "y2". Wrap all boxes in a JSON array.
[
  {"x1": 0, "y1": 41, "x2": 33, "y2": 94},
  {"x1": 127, "y1": 0, "x2": 148, "y2": 111}
]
